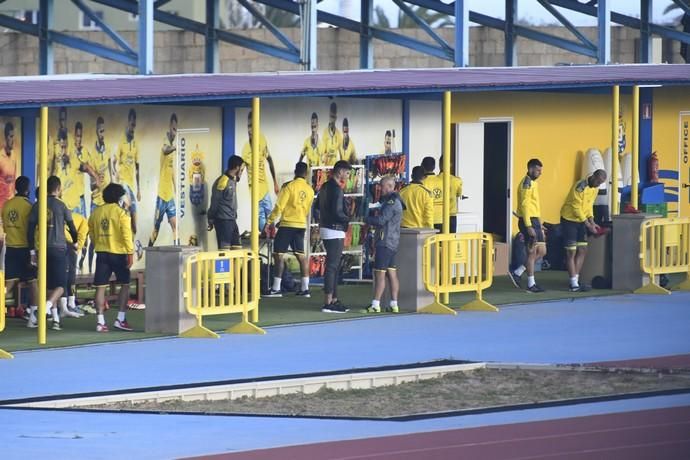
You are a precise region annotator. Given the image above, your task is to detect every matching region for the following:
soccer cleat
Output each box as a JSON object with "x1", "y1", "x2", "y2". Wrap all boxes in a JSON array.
[
  {"x1": 61, "y1": 307, "x2": 82, "y2": 318},
  {"x1": 26, "y1": 318, "x2": 38, "y2": 328},
  {"x1": 295, "y1": 290, "x2": 311, "y2": 298},
  {"x1": 385, "y1": 306, "x2": 400, "y2": 313},
  {"x1": 361, "y1": 305, "x2": 381, "y2": 313},
  {"x1": 322, "y1": 302, "x2": 349, "y2": 314},
  {"x1": 507, "y1": 271, "x2": 522, "y2": 289},
  {"x1": 51, "y1": 321, "x2": 62, "y2": 331},
  {"x1": 569, "y1": 284, "x2": 582, "y2": 292},
  {"x1": 113, "y1": 319, "x2": 133, "y2": 331},
  {"x1": 82, "y1": 303, "x2": 97, "y2": 315},
  {"x1": 96, "y1": 323, "x2": 109, "y2": 333},
  {"x1": 263, "y1": 289, "x2": 283, "y2": 298},
  {"x1": 127, "y1": 301, "x2": 146, "y2": 310},
  {"x1": 526, "y1": 284, "x2": 545, "y2": 293}
]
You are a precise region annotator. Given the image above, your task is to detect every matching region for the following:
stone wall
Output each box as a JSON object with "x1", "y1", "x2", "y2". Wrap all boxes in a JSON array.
[{"x1": 0, "y1": 25, "x2": 684, "y2": 77}]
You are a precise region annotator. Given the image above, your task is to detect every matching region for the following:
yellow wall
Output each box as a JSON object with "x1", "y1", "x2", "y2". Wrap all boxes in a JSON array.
[
  {"x1": 651, "y1": 87, "x2": 690, "y2": 217},
  {"x1": 452, "y1": 91, "x2": 630, "y2": 225}
]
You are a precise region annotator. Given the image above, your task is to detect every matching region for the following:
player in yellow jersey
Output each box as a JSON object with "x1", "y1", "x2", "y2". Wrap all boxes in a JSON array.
[
  {"x1": 113, "y1": 109, "x2": 140, "y2": 234},
  {"x1": 342, "y1": 118, "x2": 357, "y2": 164},
  {"x1": 421, "y1": 156, "x2": 463, "y2": 232},
  {"x1": 298, "y1": 112, "x2": 325, "y2": 168},
  {"x1": 241, "y1": 110, "x2": 279, "y2": 232},
  {"x1": 264, "y1": 162, "x2": 315, "y2": 298},
  {"x1": 400, "y1": 166, "x2": 434, "y2": 229},
  {"x1": 2, "y1": 176, "x2": 38, "y2": 327},
  {"x1": 0, "y1": 122, "x2": 18, "y2": 213},
  {"x1": 509, "y1": 159, "x2": 547, "y2": 293},
  {"x1": 321, "y1": 102, "x2": 343, "y2": 166},
  {"x1": 148, "y1": 113, "x2": 178, "y2": 250},
  {"x1": 560, "y1": 169, "x2": 607, "y2": 292},
  {"x1": 89, "y1": 183, "x2": 135, "y2": 333},
  {"x1": 51, "y1": 129, "x2": 84, "y2": 215}
]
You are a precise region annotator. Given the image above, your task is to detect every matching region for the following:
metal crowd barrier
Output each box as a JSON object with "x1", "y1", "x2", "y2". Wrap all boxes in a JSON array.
[
  {"x1": 0, "y1": 271, "x2": 14, "y2": 359},
  {"x1": 635, "y1": 217, "x2": 690, "y2": 295},
  {"x1": 181, "y1": 250, "x2": 265, "y2": 337},
  {"x1": 421, "y1": 232, "x2": 498, "y2": 314}
]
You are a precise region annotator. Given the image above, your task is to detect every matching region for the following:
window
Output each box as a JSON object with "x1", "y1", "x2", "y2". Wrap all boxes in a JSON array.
[
  {"x1": 79, "y1": 10, "x2": 104, "y2": 30},
  {"x1": 15, "y1": 10, "x2": 39, "y2": 24}
]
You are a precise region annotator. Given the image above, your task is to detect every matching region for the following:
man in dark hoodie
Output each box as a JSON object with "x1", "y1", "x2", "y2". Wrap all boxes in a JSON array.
[{"x1": 364, "y1": 175, "x2": 404, "y2": 313}]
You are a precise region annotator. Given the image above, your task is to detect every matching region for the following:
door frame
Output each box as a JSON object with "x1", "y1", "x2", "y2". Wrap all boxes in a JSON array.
[{"x1": 479, "y1": 116, "x2": 515, "y2": 248}]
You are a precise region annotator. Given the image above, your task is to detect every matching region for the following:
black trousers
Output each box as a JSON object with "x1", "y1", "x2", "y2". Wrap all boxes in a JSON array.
[
  {"x1": 323, "y1": 238, "x2": 344, "y2": 297},
  {"x1": 433, "y1": 215, "x2": 457, "y2": 233}
]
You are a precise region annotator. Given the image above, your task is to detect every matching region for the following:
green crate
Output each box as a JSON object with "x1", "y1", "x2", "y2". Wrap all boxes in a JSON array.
[{"x1": 642, "y1": 203, "x2": 668, "y2": 217}]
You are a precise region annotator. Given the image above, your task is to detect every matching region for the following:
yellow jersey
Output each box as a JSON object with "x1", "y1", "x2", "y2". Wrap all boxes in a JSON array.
[
  {"x1": 89, "y1": 203, "x2": 133, "y2": 254},
  {"x1": 2, "y1": 195, "x2": 32, "y2": 248},
  {"x1": 241, "y1": 133, "x2": 270, "y2": 199},
  {"x1": 516, "y1": 175, "x2": 541, "y2": 224},
  {"x1": 301, "y1": 135, "x2": 325, "y2": 168},
  {"x1": 75, "y1": 145, "x2": 91, "y2": 193},
  {"x1": 158, "y1": 134, "x2": 176, "y2": 201},
  {"x1": 399, "y1": 182, "x2": 434, "y2": 229},
  {"x1": 54, "y1": 156, "x2": 83, "y2": 211},
  {"x1": 0, "y1": 150, "x2": 16, "y2": 207},
  {"x1": 65, "y1": 212, "x2": 88, "y2": 251},
  {"x1": 422, "y1": 173, "x2": 463, "y2": 224},
  {"x1": 88, "y1": 142, "x2": 111, "y2": 206},
  {"x1": 267, "y1": 177, "x2": 315, "y2": 229},
  {"x1": 321, "y1": 126, "x2": 342, "y2": 166},
  {"x1": 116, "y1": 134, "x2": 139, "y2": 189},
  {"x1": 560, "y1": 179, "x2": 598, "y2": 223},
  {"x1": 342, "y1": 137, "x2": 356, "y2": 164}
]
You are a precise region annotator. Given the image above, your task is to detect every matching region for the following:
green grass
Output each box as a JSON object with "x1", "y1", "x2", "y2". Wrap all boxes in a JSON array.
[{"x1": 0, "y1": 270, "x2": 630, "y2": 352}]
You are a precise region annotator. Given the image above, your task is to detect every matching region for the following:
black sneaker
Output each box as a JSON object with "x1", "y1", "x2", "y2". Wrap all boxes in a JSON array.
[
  {"x1": 263, "y1": 289, "x2": 283, "y2": 298},
  {"x1": 526, "y1": 284, "x2": 545, "y2": 293},
  {"x1": 322, "y1": 302, "x2": 349, "y2": 313},
  {"x1": 569, "y1": 284, "x2": 584, "y2": 292},
  {"x1": 507, "y1": 271, "x2": 522, "y2": 289},
  {"x1": 295, "y1": 290, "x2": 311, "y2": 298},
  {"x1": 578, "y1": 284, "x2": 591, "y2": 292}
]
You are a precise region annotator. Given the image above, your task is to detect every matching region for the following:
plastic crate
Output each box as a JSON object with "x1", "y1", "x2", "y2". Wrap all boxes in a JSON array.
[{"x1": 642, "y1": 202, "x2": 668, "y2": 217}]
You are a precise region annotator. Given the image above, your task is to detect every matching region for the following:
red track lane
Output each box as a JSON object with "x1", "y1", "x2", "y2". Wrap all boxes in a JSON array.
[
  {"x1": 590, "y1": 354, "x2": 690, "y2": 370},
  {"x1": 186, "y1": 406, "x2": 690, "y2": 460}
]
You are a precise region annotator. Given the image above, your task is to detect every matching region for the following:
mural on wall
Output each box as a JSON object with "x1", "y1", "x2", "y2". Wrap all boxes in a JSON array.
[
  {"x1": 0, "y1": 116, "x2": 21, "y2": 232},
  {"x1": 47, "y1": 105, "x2": 222, "y2": 272}
]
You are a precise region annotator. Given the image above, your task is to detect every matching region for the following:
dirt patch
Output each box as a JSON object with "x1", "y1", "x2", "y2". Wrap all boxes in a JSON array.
[{"x1": 87, "y1": 368, "x2": 690, "y2": 418}]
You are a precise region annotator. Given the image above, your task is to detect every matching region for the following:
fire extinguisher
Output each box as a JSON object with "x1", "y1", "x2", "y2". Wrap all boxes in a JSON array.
[{"x1": 648, "y1": 151, "x2": 659, "y2": 183}]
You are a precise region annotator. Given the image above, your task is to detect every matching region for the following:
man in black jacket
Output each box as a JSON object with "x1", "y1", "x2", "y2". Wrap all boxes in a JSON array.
[{"x1": 315, "y1": 160, "x2": 351, "y2": 313}]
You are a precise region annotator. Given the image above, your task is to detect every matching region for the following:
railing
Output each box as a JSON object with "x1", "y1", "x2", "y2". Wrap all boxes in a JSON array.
[
  {"x1": 635, "y1": 217, "x2": 690, "y2": 294},
  {"x1": 421, "y1": 232, "x2": 498, "y2": 314},
  {"x1": 181, "y1": 250, "x2": 265, "y2": 337}
]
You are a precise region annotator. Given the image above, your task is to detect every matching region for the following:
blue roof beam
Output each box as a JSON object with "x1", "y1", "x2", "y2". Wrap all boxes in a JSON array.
[
  {"x1": 70, "y1": 0, "x2": 137, "y2": 56},
  {"x1": 237, "y1": 0, "x2": 300, "y2": 54},
  {"x1": 536, "y1": 0, "x2": 597, "y2": 51},
  {"x1": 391, "y1": 0, "x2": 453, "y2": 54}
]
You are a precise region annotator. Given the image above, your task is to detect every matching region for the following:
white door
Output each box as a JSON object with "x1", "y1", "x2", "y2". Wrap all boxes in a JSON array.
[{"x1": 456, "y1": 123, "x2": 484, "y2": 233}]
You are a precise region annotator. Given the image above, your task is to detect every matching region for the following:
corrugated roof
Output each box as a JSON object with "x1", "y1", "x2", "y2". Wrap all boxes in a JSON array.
[{"x1": 0, "y1": 64, "x2": 688, "y2": 109}]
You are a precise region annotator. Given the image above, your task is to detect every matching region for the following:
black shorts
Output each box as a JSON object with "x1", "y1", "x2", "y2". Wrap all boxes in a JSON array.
[
  {"x1": 518, "y1": 217, "x2": 546, "y2": 247},
  {"x1": 47, "y1": 246, "x2": 67, "y2": 290},
  {"x1": 374, "y1": 246, "x2": 397, "y2": 272},
  {"x1": 94, "y1": 252, "x2": 130, "y2": 286},
  {"x1": 273, "y1": 227, "x2": 305, "y2": 255},
  {"x1": 215, "y1": 219, "x2": 241, "y2": 249},
  {"x1": 433, "y1": 215, "x2": 457, "y2": 233},
  {"x1": 561, "y1": 217, "x2": 588, "y2": 250},
  {"x1": 5, "y1": 247, "x2": 36, "y2": 282}
]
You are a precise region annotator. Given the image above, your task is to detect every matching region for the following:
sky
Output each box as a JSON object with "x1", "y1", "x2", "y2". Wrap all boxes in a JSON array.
[{"x1": 319, "y1": 0, "x2": 682, "y2": 27}]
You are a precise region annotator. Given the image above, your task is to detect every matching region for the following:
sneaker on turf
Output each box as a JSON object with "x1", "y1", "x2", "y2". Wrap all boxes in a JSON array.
[
  {"x1": 385, "y1": 306, "x2": 400, "y2": 313},
  {"x1": 26, "y1": 318, "x2": 38, "y2": 328},
  {"x1": 578, "y1": 284, "x2": 591, "y2": 292},
  {"x1": 526, "y1": 284, "x2": 545, "y2": 293},
  {"x1": 96, "y1": 323, "x2": 109, "y2": 333},
  {"x1": 113, "y1": 319, "x2": 133, "y2": 331},
  {"x1": 263, "y1": 289, "x2": 283, "y2": 298},
  {"x1": 507, "y1": 271, "x2": 522, "y2": 289},
  {"x1": 82, "y1": 302, "x2": 97, "y2": 314},
  {"x1": 61, "y1": 307, "x2": 82, "y2": 318},
  {"x1": 569, "y1": 284, "x2": 582, "y2": 292},
  {"x1": 361, "y1": 305, "x2": 381, "y2": 313},
  {"x1": 322, "y1": 302, "x2": 349, "y2": 313},
  {"x1": 295, "y1": 290, "x2": 311, "y2": 298},
  {"x1": 51, "y1": 321, "x2": 61, "y2": 331}
]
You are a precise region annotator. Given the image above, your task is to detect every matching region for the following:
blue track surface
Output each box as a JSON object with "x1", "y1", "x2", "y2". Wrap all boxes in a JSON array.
[{"x1": 1, "y1": 293, "x2": 689, "y2": 459}]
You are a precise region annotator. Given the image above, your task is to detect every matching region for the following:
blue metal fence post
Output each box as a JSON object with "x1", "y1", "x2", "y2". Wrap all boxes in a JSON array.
[
  {"x1": 39, "y1": 0, "x2": 53, "y2": 75},
  {"x1": 505, "y1": 0, "x2": 517, "y2": 66},
  {"x1": 21, "y1": 113, "x2": 37, "y2": 199},
  {"x1": 360, "y1": 0, "x2": 373, "y2": 69},
  {"x1": 454, "y1": 0, "x2": 469, "y2": 67},
  {"x1": 402, "y1": 98, "x2": 410, "y2": 159},
  {"x1": 139, "y1": 0, "x2": 154, "y2": 74},
  {"x1": 640, "y1": 0, "x2": 653, "y2": 63},
  {"x1": 205, "y1": 0, "x2": 219, "y2": 73},
  {"x1": 597, "y1": 0, "x2": 611, "y2": 64},
  {"x1": 222, "y1": 106, "x2": 236, "y2": 171}
]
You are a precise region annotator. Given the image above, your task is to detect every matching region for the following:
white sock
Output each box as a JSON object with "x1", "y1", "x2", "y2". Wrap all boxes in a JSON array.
[
  {"x1": 117, "y1": 311, "x2": 126, "y2": 322},
  {"x1": 570, "y1": 276, "x2": 578, "y2": 287},
  {"x1": 527, "y1": 276, "x2": 535, "y2": 288},
  {"x1": 301, "y1": 277, "x2": 309, "y2": 291},
  {"x1": 371, "y1": 299, "x2": 380, "y2": 308},
  {"x1": 97, "y1": 314, "x2": 105, "y2": 325},
  {"x1": 514, "y1": 265, "x2": 526, "y2": 276},
  {"x1": 272, "y1": 277, "x2": 282, "y2": 291},
  {"x1": 575, "y1": 274, "x2": 580, "y2": 283},
  {"x1": 51, "y1": 307, "x2": 60, "y2": 323},
  {"x1": 390, "y1": 300, "x2": 398, "y2": 308},
  {"x1": 29, "y1": 306, "x2": 37, "y2": 321},
  {"x1": 59, "y1": 297, "x2": 68, "y2": 310},
  {"x1": 68, "y1": 296, "x2": 76, "y2": 308},
  {"x1": 46, "y1": 300, "x2": 53, "y2": 318}
]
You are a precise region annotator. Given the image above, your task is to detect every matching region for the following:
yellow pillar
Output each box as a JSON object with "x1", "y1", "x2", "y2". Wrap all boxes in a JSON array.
[
  {"x1": 251, "y1": 98, "x2": 260, "y2": 323},
  {"x1": 611, "y1": 86, "x2": 620, "y2": 216},
  {"x1": 632, "y1": 85, "x2": 640, "y2": 209},
  {"x1": 38, "y1": 107, "x2": 48, "y2": 345},
  {"x1": 442, "y1": 91, "x2": 451, "y2": 304}
]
